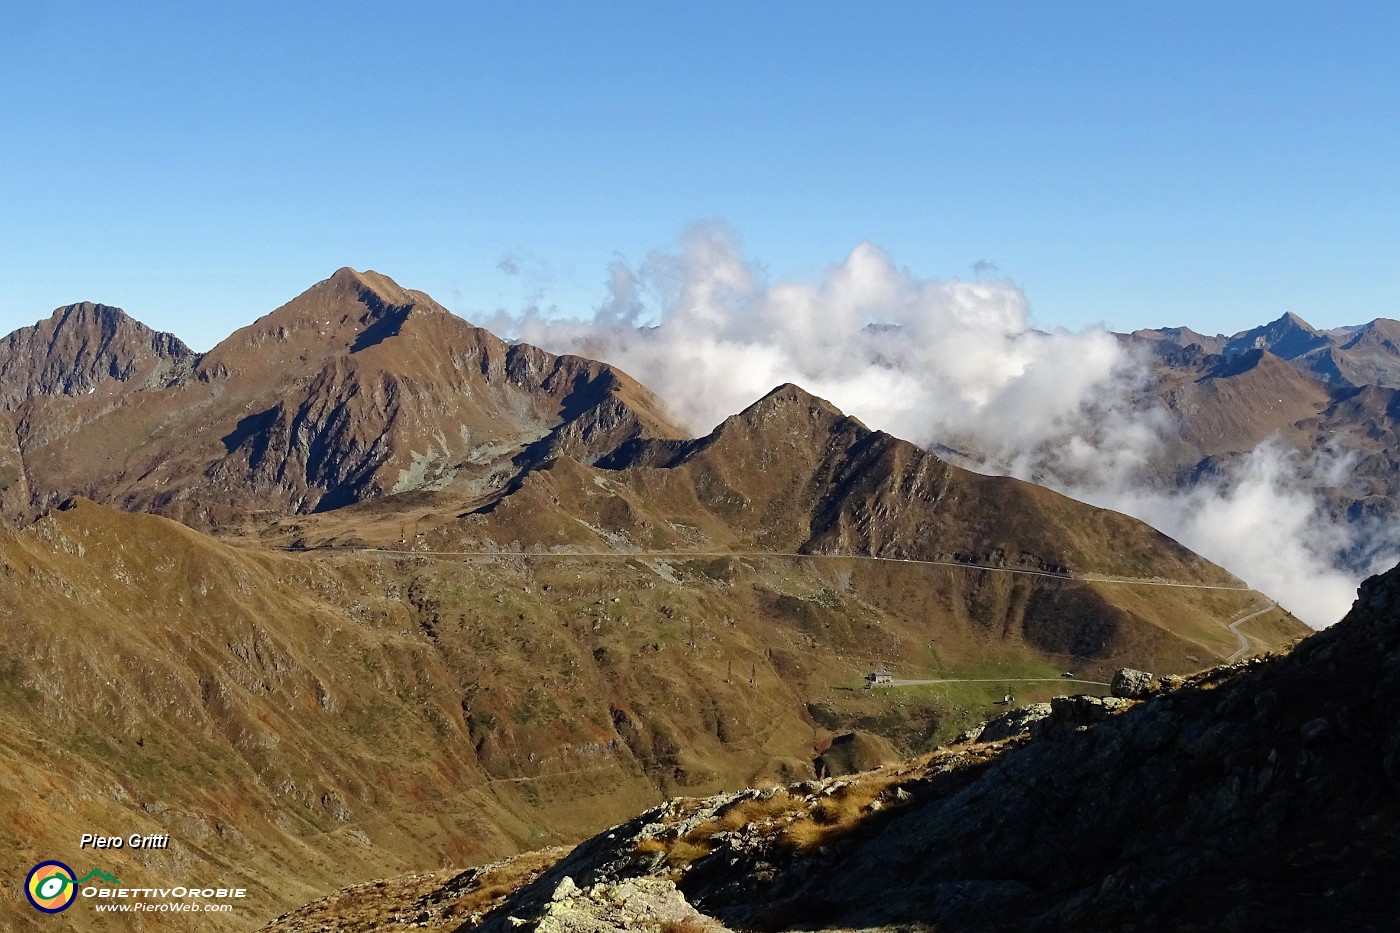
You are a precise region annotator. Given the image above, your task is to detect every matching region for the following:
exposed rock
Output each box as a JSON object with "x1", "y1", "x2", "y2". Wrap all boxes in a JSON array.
[
  {"x1": 934, "y1": 694, "x2": 1133, "y2": 748},
  {"x1": 1028, "y1": 695, "x2": 1133, "y2": 738},
  {"x1": 0, "y1": 301, "x2": 195, "y2": 408},
  {"x1": 976, "y1": 703, "x2": 1052, "y2": 742},
  {"x1": 1110, "y1": 667, "x2": 1154, "y2": 698},
  {"x1": 530, "y1": 877, "x2": 731, "y2": 933},
  {"x1": 10, "y1": 269, "x2": 684, "y2": 522}
]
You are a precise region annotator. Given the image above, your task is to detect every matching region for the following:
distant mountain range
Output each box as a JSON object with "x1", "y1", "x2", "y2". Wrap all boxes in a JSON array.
[
  {"x1": 1128, "y1": 311, "x2": 1400, "y2": 531},
  {"x1": 1135, "y1": 310, "x2": 1400, "y2": 389}
]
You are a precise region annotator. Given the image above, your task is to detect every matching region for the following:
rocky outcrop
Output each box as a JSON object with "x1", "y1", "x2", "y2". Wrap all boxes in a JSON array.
[
  {"x1": 969, "y1": 695, "x2": 1134, "y2": 744},
  {"x1": 1110, "y1": 667, "x2": 1154, "y2": 697},
  {"x1": 965, "y1": 702, "x2": 1051, "y2": 742},
  {"x1": 529, "y1": 877, "x2": 730, "y2": 933}
]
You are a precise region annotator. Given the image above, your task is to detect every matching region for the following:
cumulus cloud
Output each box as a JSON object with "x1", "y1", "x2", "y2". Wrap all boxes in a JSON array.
[
  {"x1": 493, "y1": 223, "x2": 1395, "y2": 628},
  {"x1": 508, "y1": 223, "x2": 1140, "y2": 458}
]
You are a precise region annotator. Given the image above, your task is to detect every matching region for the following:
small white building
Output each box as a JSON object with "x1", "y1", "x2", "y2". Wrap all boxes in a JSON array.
[{"x1": 865, "y1": 669, "x2": 893, "y2": 688}]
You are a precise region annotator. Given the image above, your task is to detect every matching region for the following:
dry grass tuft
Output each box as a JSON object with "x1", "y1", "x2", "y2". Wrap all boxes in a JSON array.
[
  {"x1": 662, "y1": 838, "x2": 714, "y2": 868},
  {"x1": 781, "y1": 775, "x2": 905, "y2": 853},
  {"x1": 451, "y1": 848, "x2": 566, "y2": 918},
  {"x1": 714, "y1": 791, "x2": 801, "y2": 831},
  {"x1": 660, "y1": 919, "x2": 712, "y2": 933}
]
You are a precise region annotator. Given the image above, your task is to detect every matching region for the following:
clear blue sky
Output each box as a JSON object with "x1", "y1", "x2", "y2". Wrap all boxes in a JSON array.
[{"x1": 2, "y1": 1, "x2": 1397, "y2": 350}]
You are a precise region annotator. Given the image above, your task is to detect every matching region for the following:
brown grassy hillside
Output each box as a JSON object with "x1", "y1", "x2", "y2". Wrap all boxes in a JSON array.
[{"x1": 0, "y1": 495, "x2": 1299, "y2": 930}]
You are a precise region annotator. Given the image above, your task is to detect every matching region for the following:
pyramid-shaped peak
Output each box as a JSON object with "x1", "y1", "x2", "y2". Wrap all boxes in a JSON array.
[
  {"x1": 1224, "y1": 311, "x2": 1329, "y2": 361},
  {"x1": 1276, "y1": 311, "x2": 1317, "y2": 332},
  {"x1": 718, "y1": 383, "x2": 869, "y2": 436},
  {"x1": 746, "y1": 383, "x2": 845, "y2": 416}
]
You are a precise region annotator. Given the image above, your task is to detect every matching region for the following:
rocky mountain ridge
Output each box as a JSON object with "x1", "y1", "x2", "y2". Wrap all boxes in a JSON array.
[
  {"x1": 0, "y1": 301, "x2": 195, "y2": 408},
  {"x1": 3, "y1": 269, "x2": 682, "y2": 523},
  {"x1": 1136, "y1": 310, "x2": 1400, "y2": 389}
]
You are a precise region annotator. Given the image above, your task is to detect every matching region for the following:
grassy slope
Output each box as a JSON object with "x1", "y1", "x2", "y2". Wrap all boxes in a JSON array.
[{"x1": 0, "y1": 495, "x2": 1303, "y2": 930}]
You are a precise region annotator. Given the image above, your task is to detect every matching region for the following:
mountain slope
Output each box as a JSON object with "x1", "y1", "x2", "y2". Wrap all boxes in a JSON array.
[
  {"x1": 252, "y1": 559, "x2": 1400, "y2": 933},
  {"x1": 9, "y1": 269, "x2": 682, "y2": 523},
  {"x1": 0, "y1": 496, "x2": 1298, "y2": 931},
  {"x1": 593, "y1": 382, "x2": 1237, "y2": 583},
  {"x1": 0, "y1": 278, "x2": 1319, "y2": 930},
  {"x1": 1156, "y1": 347, "x2": 1331, "y2": 467},
  {"x1": 1127, "y1": 314, "x2": 1400, "y2": 542}
]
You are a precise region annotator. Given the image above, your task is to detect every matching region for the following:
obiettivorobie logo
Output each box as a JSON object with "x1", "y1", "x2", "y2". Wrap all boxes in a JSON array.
[
  {"x1": 25, "y1": 862, "x2": 119, "y2": 913},
  {"x1": 24, "y1": 858, "x2": 245, "y2": 915}
]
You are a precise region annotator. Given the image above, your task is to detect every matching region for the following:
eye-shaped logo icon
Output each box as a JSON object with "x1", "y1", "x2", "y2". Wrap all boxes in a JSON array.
[{"x1": 26, "y1": 861, "x2": 77, "y2": 913}]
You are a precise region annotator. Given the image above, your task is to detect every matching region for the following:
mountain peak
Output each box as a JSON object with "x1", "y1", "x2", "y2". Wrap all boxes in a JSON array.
[
  {"x1": 1223, "y1": 311, "x2": 1328, "y2": 361},
  {"x1": 747, "y1": 382, "x2": 847, "y2": 418},
  {"x1": 198, "y1": 268, "x2": 454, "y2": 379},
  {"x1": 711, "y1": 382, "x2": 869, "y2": 438},
  {"x1": 50, "y1": 300, "x2": 128, "y2": 326},
  {"x1": 321, "y1": 266, "x2": 429, "y2": 310},
  {"x1": 0, "y1": 302, "x2": 194, "y2": 408}
]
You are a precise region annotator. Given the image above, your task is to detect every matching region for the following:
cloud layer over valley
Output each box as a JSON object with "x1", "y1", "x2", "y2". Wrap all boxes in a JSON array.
[{"x1": 491, "y1": 224, "x2": 1395, "y2": 628}]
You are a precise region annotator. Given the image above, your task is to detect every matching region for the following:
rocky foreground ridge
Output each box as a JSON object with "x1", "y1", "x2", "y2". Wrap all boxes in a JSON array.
[{"x1": 264, "y1": 561, "x2": 1400, "y2": 932}]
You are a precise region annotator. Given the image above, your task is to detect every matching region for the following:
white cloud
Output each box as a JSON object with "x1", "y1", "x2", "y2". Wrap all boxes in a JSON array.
[{"x1": 1071, "y1": 441, "x2": 1392, "y2": 629}]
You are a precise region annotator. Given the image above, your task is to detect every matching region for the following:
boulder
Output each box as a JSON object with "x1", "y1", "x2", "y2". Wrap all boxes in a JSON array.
[
  {"x1": 978, "y1": 703, "x2": 1054, "y2": 742},
  {"x1": 1111, "y1": 668, "x2": 1155, "y2": 698}
]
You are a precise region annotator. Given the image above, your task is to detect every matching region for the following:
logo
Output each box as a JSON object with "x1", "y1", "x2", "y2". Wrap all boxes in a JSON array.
[{"x1": 25, "y1": 861, "x2": 77, "y2": 913}]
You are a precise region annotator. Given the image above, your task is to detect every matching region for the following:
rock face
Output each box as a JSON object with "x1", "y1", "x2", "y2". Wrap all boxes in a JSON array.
[
  {"x1": 971, "y1": 702, "x2": 1052, "y2": 742},
  {"x1": 452, "y1": 561, "x2": 1400, "y2": 932},
  {"x1": 0, "y1": 301, "x2": 194, "y2": 407},
  {"x1": 1110, "y1": 667, "x2": 1154, "y2": 698},
  {"x1": 973, "y1": 695, "x2": 1133, "y2": 744}
]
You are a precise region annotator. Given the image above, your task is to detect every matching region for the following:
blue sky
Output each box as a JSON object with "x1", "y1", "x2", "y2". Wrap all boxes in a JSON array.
[{"x1": 2, "y1": 1, "x2": 1397, "y2": 350}]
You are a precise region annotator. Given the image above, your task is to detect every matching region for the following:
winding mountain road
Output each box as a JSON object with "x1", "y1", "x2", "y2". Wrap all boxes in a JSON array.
[{"x1": 1227, "y1": 600, "x2": 1280, "y2": 663}]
